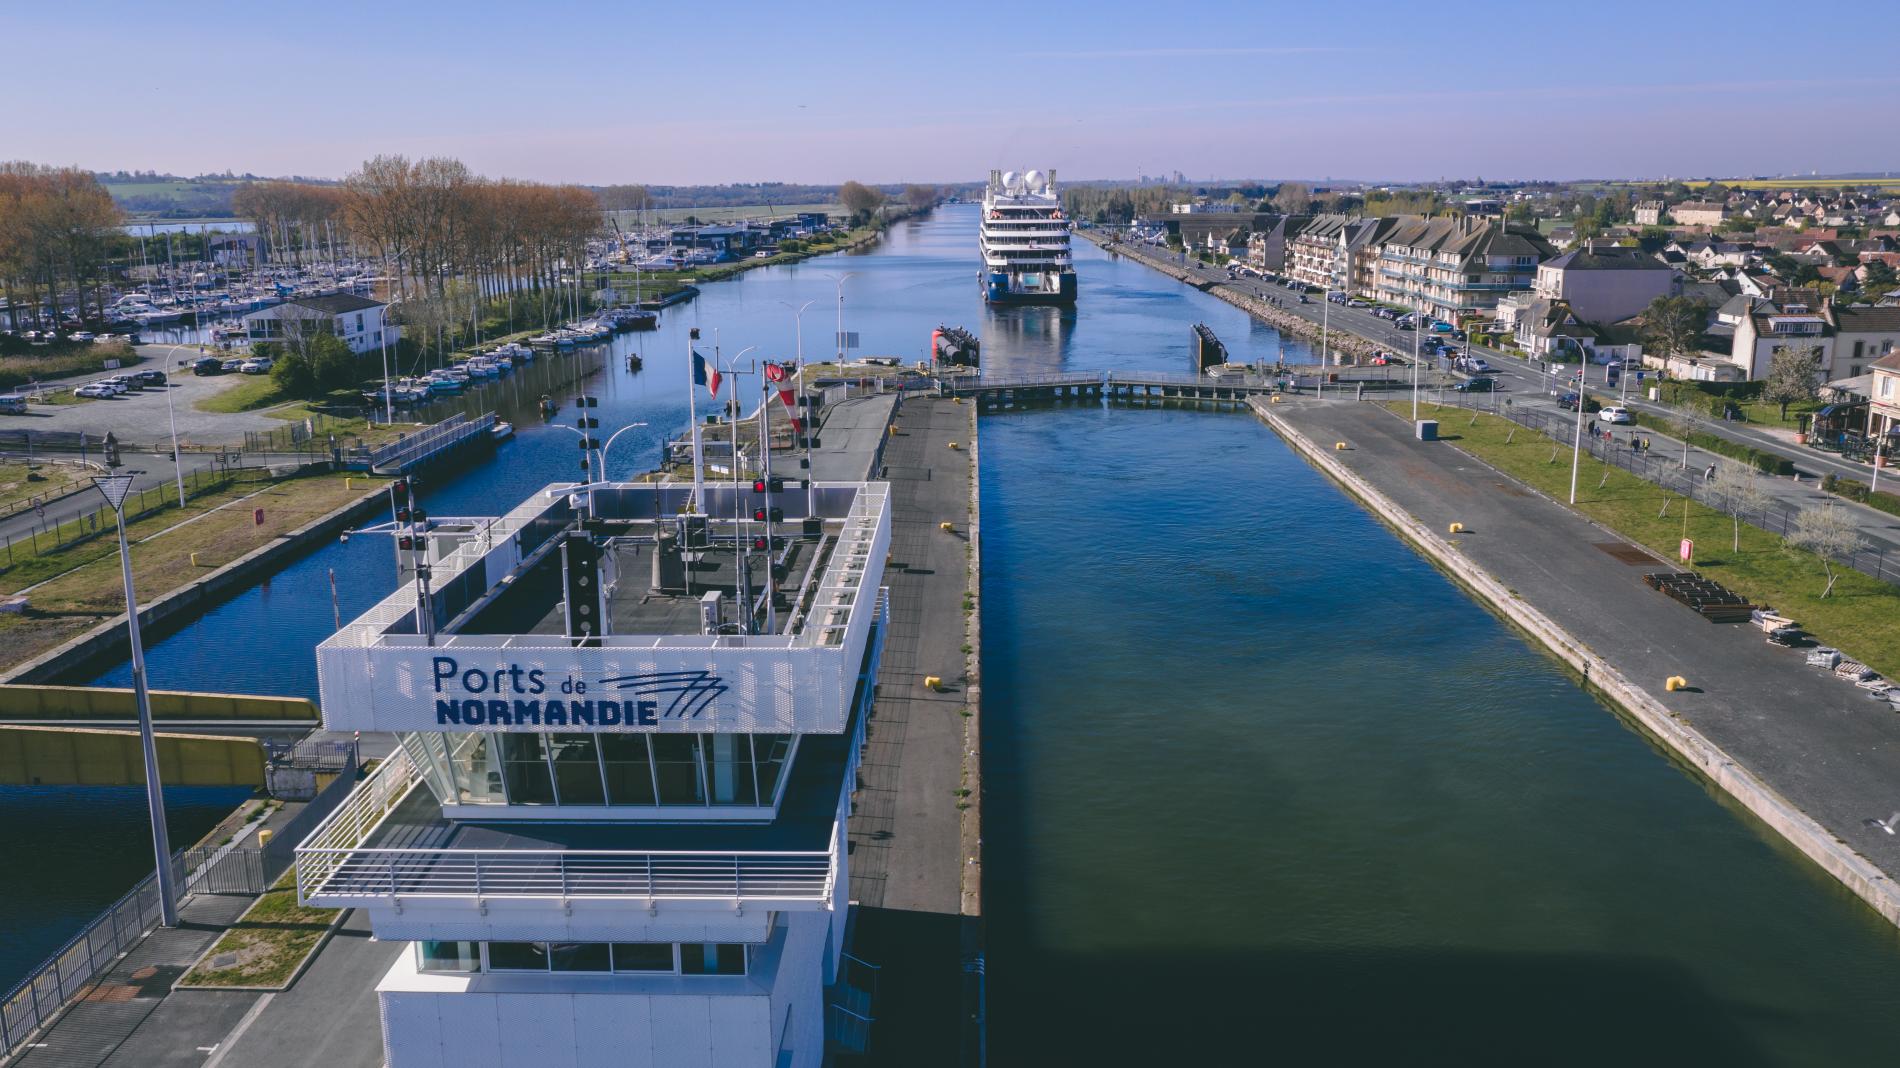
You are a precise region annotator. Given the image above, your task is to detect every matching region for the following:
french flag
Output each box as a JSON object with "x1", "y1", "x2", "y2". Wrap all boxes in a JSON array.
[{"x1": 692, "y1": 350, "x2": 720, "y2": 397}]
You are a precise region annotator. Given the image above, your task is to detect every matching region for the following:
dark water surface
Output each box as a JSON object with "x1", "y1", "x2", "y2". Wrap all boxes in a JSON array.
[
  {"x1": 978, "y1": 408, "x2": 1900, "y2": 1065},
  {"x1": 11, "y1": 207, "x2": 1900, "y2": 1066}
]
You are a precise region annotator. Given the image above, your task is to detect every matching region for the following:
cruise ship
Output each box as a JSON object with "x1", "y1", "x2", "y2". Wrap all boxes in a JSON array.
[{"x1": 979, "y1": 168, "x2": 1077, "y2": 304}]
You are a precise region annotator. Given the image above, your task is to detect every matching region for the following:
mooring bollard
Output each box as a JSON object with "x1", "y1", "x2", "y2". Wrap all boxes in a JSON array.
[
  {"x1": 1448, "y1": 522, "x2": 1464, "y2": 534},
  {"x1": 924, "y1": 676, "x2": 943, "y2": 691}
]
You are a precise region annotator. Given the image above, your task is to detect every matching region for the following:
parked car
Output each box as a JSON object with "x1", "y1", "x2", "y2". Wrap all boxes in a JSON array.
[
  {"x1": 75, "y1": 383, "x2": 117, "y2": 398},
  {"x1": 1557, "y1": 391, "x2": 1602, "y2": 413},
  {"x1": 1370, "y1": 353, "x2": 1404, "y2": 366},
  {"x1": 1466, "y1": 357, "x2": 1493, "y2": 373},
  {"x1": 0, "y1": 394, "x2": 27, "y2": 415},
  {"x1": 69, "y1": 331, "x2": 94, "y2": 342},
  {"x1": 1298, "y1": 295, "x2": 1311, "y2": 304},
  {"x1": 1453, "y1": 377, "x2": 1496, "y2": 392},
  {"x1": 238, "y1": 357, "x2": 273, "y2": 374},
  {"x1": 1397, "y1": 320, "x2": 1415, "y2": 330},
  {"x1": 192, "y1": 357, "x2": 225, "y2": 375},
  {"x1": 1429, "y1": 320, "x2": 1454, "y2": 333},
  {"x1": 221, "y1": 358, "x2": 247, "y2": 373},
  {"x1": 102, "y1": 374, "x2": 142, "y2": 392},
  {"x1": 132, "y1": 369, "x2": 167, "y2": 386},
  {"x1": 1598, "y1": 406, "x2": 1634, "y2": 424},
  {"x1": 1347, "y1": 298, "x2": 1371, "y2": 308}
]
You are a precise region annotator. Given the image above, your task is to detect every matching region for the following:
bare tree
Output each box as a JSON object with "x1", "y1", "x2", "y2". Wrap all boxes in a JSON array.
[
  {"x1": 1664, "y1": 393, "x2": 1706, "y2": 469},
  {"x1": 1787, "y1": 504, "x2": 1866, "y2": 598},
  {"x1": 838, "y1": 181, "x2": 886, "y2": 224},
  {"x1": 903, "y1": 184, "x2": 938, "y2": 212},
  {"x1": 1706, "y1": 463, "x2": 1772, "y2": 552}
]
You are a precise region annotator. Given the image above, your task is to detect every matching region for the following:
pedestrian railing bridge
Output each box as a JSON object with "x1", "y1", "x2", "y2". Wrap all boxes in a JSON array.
[{"x1": 935, "y1": 369, "x2": 1406, "y2": 411}]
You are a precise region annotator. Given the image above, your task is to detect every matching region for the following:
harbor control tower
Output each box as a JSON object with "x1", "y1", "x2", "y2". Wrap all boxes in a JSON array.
[{"x1": 295, "y1": 476, "x2": 890, "y2": 1067}]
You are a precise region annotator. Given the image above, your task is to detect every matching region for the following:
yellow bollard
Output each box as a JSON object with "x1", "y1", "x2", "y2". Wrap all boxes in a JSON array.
[
  {"x1": 1334, "y1": 441, "x2": 1347, "y2": 450},
  {"x1": 257, "y1": 828, "x2": 274, "y2": 849},
  {"x1": 190, "y1": 552, "x2": 201, "y2": 567},
  {"x1": 924, "y1": 676, "x2": 943, "y2": 691},
  {"x1": 939, "y1": 521, "x2": 954, "y2": 532},
  {"x1": 346, "y1": 477, "x2": 354, "y2": 489},
  {"x1": 889, "y1": 424, "x2": 898, "y2": 436},
  {"x1": 948, "y1": 441, "x2": 960, "y2": 450},
  {"x1": 953, "y1": 397, "x2": 963, "y2": 405},
  {"x1": 1665, "y1": 675, "x2": 1689, "y2": 692},
  {"x1": 1448, "y1": 522, "x2": 1464, "y2": 534}
]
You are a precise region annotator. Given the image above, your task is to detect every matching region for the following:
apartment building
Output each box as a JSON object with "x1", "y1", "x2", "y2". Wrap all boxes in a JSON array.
[
  {"x1": 1672, "y1": 201, "x2": 1728, "y2": 227},
  {"x1": 1371, "y1": 217, "x2": 1555, "y2": 322},
  {"x1": 1532, "y1": 243, "x2": 1681, "y2": 325}
]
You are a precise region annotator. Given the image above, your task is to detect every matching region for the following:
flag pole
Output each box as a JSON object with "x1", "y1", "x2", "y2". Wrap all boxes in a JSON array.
[{"x1": 688, "y1": 329, "x2": 704, "y2": 512}]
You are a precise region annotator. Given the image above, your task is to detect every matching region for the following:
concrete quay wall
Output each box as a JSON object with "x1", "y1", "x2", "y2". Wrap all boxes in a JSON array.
[{"x1": 1249, "y1": 396, "x2": 1900, "y2": 930}]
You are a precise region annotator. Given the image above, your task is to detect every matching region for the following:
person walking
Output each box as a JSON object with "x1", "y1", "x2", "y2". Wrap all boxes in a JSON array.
[{"x1": 1705, "y1": 462, "x2": 1718, "y2": 482}]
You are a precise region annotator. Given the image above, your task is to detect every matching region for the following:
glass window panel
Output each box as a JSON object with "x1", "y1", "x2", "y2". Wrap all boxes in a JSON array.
[
  {"x1": 501, "y1": 734, "x2": 555, "y2": 804},
  {"x1": 548, "y1": 734, "x2": 606, "y2": 805},
  {"x1": 486, "y1": 942, "x2": 549, "y2": 971},
  {"x1": 601, "y1": 734, "x2": 656, "y2": 806},
  {"x1": 611, "y1": 943, "x2": 676, "y2": 972},
  {"x1": 681, "y1": 942, "x2": 746, "y2": 976},
  {"x1": 447, "y1": 733, "x2": 505, "y2": 804},
  {"x1": 548, "y1": 942, "x2": 611, "y2": 972},
  {"x1": 652, "y1": 735, "x2": 705, "y2": 805},
  {"x1": 417, "y1": 940, "x2": 480, "y2": 972},
  {"x1": 706, "y1": 734, "x2": 756, "y2": 806},
  {"x1": 754, "y1": 735, "x2": 793, "y2": 804}
]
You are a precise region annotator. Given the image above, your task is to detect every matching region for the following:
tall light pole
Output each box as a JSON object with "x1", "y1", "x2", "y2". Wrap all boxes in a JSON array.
[
  {"x1": 828, "y1": 272, "x2": 856, "y2": 363},
  {"x1": 162, "y1": 381, "x2": 186, "y2": 507},
  {"x1": 1567, "y1": 338, "x2": 1586, "y2": 504},
  {"x1": 94, "y1": 474, "x2": 179, "y2": 928},
  {"x1": 1318, "y1": 289, "x2": 1328, "y2": 399},
  {"x1": 1410, "y1": 293, "x2": 1425, "y2": 421}
]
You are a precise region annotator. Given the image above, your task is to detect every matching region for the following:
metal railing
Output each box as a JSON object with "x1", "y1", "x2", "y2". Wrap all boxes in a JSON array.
[
  {"x1": 293, "y1": 746, "x2": 420, "y2": 899},
  {"x1": 1412, "y1": 394, "x2": 1900, "y2": 587},
  {"x1": 0, "y1": 845, "x2": 266, "y2": 1058},
  {"x1": 297, "y1": 847, "x2": 835, "y2": 904},
  {"x1": 364, "y1": 412, "x2": 496, "y2": 475}
]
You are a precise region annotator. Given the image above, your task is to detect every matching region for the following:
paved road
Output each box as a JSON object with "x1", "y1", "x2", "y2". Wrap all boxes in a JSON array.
[
  {"x1": 1276, "y1": 398, "x2": 1900, "y2": 891},
  {"x1": 1101, "y1": 237, "x2": 1900, "y2": 561}
]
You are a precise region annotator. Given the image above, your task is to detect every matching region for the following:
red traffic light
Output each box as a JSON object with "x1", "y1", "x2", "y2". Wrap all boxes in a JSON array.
[
  {"x1": 752, "y1": 478, "x2": 768, "y2": 493},
  {"x1": 752, "y1": 536, "x2": 769, "y2": 550},
  {"x1": 396, "y1": 508, "x2": 411, "y2": 521},
  {"x1": 398, "y1": 536, "x2": 415, "y2": 550}
]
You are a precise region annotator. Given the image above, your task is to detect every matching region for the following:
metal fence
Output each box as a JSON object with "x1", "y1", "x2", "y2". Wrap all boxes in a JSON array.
[
  {"x1": 242, "y1": 412, "x2": 342, "y2": 456},
  {"x1": 0, "y1": 464, "x2": 272, "y2": 567},
  {"x1": 0, "y1": 845, "x2": 266, "y2": 1058},
  {"x1": 1412, "y1": 394, "x2": 1900, "y2": 587}
]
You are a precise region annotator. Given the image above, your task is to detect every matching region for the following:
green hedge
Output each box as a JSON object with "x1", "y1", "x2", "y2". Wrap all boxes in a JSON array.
[
  {"x1": 1630, "y1": 412, "x2": 1795, "y2": 474},
  {"x1": 1822, "y1": 474, "x2": 1900, "y2": 519}
]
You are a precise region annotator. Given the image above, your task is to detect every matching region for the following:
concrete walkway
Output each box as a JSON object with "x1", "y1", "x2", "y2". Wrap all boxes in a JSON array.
[
  {"x1": 847, "y1": 395, "x2": 972, "y2": 915},
  {"x1": 1267, "y1": 398, "x2": 1900, "y2": 912}
]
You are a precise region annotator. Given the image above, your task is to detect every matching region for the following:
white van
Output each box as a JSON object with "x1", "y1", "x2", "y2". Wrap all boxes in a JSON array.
[{"x1": 0, "y1": 394, "x2": 27, "y2": 415}]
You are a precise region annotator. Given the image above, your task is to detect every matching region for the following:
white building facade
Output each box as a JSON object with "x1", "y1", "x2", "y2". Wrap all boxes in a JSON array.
[
  {"x1": 297, "y1": 479, "x2": 891, "y2": 1068},
  {"x1": 243, "y1": 293, "x2": 394, "y2": 354}
]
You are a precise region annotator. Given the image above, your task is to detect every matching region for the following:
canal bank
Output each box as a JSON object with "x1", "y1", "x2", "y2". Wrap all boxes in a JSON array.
[
  {"x1": 1, "y1": 478, "x2": 392, "y2": 686},
  {"x1": 1253, "y1": 395, "x2": 1900, "y2": 928},
  {"x1": 842, "y1": 394, "x2": 983, "y2": 1065}
]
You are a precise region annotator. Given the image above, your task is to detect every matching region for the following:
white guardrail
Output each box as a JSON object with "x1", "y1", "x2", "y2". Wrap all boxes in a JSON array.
[{"x1": 293, "y1": 744, "x2": 836, "y2": 906}]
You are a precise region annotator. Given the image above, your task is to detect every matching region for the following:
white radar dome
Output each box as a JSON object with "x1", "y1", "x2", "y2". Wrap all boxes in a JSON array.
[
  {"x1": 1001, "y1": 170, "x2": 1020, "y2": 193},
  {"x1": 1025, "y1": 169, "x2": 1046, "y2": 191}
]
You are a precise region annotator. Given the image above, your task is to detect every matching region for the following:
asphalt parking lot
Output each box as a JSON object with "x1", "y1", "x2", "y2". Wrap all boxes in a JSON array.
[{"x1": 5, "y1": 344, "x2": 285, "y2": 445}]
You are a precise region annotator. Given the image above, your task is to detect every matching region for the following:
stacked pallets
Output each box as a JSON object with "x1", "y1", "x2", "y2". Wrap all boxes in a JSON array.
[{"x1": 1644, "y1": 572, "x2": 1759, "y2": 623}]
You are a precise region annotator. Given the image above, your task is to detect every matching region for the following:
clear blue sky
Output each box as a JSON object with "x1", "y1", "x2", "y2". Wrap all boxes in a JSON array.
[{"x1": 10, "y1": 0, "x2": 1896, "y2": 185}]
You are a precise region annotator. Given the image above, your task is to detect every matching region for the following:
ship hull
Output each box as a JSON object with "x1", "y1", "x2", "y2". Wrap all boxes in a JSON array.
[{"x1": 982, "y1": 270, "x2": 1078, "y2": 305}]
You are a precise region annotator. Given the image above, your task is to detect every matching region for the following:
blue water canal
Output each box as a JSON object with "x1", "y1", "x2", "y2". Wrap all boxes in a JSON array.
[{"x1": 8, "y1": 207, "x2": 1900, "y2": 1063}]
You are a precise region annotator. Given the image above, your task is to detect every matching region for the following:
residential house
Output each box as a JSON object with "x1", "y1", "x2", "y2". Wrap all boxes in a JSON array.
[
  {"x1": 1286, "y1": 214, "x2": 1350, "y2": 290},
  {"x1": 1831, "y1": 305, "x2": 1900, "y2": 379},
  {"x1": 242, "y1": 294, "x2": 395, "y2": 355},
  {"x1": 1713, "y1": 289, "x2": 1835, "y2": 380},
  {"x1": 1532, "y1": 241, "x2": 1682, "y2": 325},
  {"x1": 1672, "y1": 201, "x2": 1728, "y2": 226},
  {"x1": 1870, "y1": 350, "x2": 1900, "y2": 449},
  {"x1": 1634, "y1": 201, "x2": 1665, "y2": 226}
]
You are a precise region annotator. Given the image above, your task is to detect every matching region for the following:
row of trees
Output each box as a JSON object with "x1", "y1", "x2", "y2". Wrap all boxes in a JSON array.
[{"x1": 0, "y1": 163, "x2": 124, "y2": 329}]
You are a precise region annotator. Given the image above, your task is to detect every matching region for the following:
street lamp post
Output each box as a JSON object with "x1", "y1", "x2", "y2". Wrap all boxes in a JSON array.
[
  {"x1": 1318, "y1": 289, "x2": 1328, "y2": 399},
  {"x1": 94, "y1": 474, "x2": 179, "y2": 928},
  {"x1": 828, "y1": 273, "x2": 856, "y2": 363},
  {"x1": 162, "y1": 380, "x2": 186, "y2": 507},
  {"x1": 1567, "y1": 339, "x2": 1587, "y2": 504}
]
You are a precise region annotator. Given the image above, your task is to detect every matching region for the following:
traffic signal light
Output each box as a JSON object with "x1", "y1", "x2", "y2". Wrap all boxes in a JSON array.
[
  {"x1": 578, "y1": 437, "x2": 599, "y2": 449},
  {"x1": 750, "y1": 477, "x2": 785, "y2": 494},
  {"x1": 398, "y1": 536, "x2": 415, "y2": 550},
  {"x1": 396, "y1": 508, "x2": 411, "y2": 522},
  {"x1": 752, "y1": 507, "x2": 783, "y2": 523},
  {"x1": 576, "y1": 416, "x2": 598, "y2": 429}
]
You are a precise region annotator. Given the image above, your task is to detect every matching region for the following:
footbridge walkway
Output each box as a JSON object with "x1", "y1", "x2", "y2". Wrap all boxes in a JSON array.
[{"x1": 935, "y1": 368, "x2": 1407, "y2": 412}]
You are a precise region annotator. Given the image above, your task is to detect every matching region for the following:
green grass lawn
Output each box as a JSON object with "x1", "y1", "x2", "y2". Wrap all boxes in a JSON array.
[
  {"x1": 178, "y1": 872, "x2": 338, "y2": 989},
  {"x1": 1388, "y1": 401, "x2": 1900, "y2": 677},
  {"x1": 0, "y1": 463, "x2": 83, "y2": 511},
  {"x1": 195, "y1": 375, "x2": 286, "y2": 413},
  {"x1": 1731, "y1": 399, "x2": 1822, "y2": 428}
]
